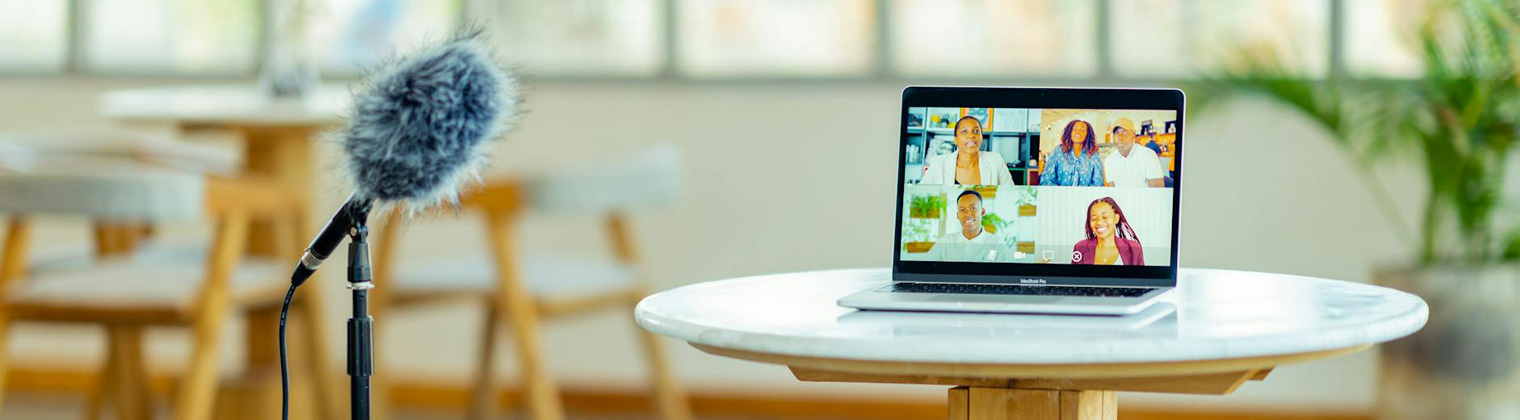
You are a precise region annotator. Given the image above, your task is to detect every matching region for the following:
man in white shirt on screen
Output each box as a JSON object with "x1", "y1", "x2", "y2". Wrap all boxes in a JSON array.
[
  {"x1": 925, "y1": 189, "x2": 1016, "y2": 262},
  {"x1": 1103, "y1": 117, "x2": 1166, "y2": 188}
]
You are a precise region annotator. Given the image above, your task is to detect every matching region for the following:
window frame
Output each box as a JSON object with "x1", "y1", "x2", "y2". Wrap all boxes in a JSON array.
[{"x1": 0, "y1": 0, "x2": 1352, "y2": 83}]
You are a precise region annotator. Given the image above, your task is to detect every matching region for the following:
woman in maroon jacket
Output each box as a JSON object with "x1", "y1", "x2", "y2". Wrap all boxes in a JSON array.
[{"x1": 1071, "y1": 197, "x2": 1144, "y2": 265}]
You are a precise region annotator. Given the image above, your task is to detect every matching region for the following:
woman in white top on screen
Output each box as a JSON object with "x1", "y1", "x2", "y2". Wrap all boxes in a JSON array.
[{"x1": 920, "y1": 116, "x2": 1016, "y2": 185}]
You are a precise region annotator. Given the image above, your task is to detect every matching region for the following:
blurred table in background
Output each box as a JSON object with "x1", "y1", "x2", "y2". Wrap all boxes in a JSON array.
[
  {"x1": 637, "y1": 268, "x2": 1429, "y2": 420},
  {"x1": 99, "y1": 84, "x2": 349, "y2": 256},
  {"x1": 99, "y1": 85, "x2": 348, "y2": 420}
]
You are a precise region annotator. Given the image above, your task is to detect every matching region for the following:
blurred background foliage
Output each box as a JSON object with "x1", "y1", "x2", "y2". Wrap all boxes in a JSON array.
[{"x1": 1199, "y1": 0, "x2": 1520, "y2": 264}]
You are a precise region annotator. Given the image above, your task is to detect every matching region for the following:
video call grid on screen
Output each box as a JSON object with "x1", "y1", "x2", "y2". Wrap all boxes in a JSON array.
[{"x1": 899, "y1": 106, "x2": 1179, "y2": 268}]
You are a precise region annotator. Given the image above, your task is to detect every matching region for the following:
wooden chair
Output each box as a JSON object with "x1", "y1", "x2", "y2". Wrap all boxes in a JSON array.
[
  {"x1": 372, "y1": 147, "x2": 691, "y2": 420},
  {"x1": 0, "y1": 156, "x2": 330, "y2": 420},
  {"x1": 0, "y1": 128, "x2": 245, "y2": 264}
]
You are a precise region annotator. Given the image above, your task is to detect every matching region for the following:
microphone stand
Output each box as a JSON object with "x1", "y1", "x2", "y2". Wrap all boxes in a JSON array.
[
  {"x1": 344, "y1": 204, "x2": 374, "y2": 420},
  {"x1": 281, "y1": 194, "x2": 377, "y2": 420}
]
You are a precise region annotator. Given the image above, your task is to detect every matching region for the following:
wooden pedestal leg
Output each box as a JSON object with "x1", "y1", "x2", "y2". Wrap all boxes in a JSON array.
[
  {"x1": 174, "y1": 309, "x2": 229, "y2": 420},
  {"x1": 238, "y1": 126, "x2": 313, "y2": 258},
  {"x1": 287, "y1": 201, "x2": 344, "y2": 420},
  {"x1": 0, "y1": 312, "x2": 11, "y2": 417},
  {"x1": 296, "y1": 287, "x2": 345, "y2": 420},
  {"x1": 949, "y1": 387, "x2": 969, "y2": 420},
  {"x1": 107, "y1": 326, "x2": 153, "y2": 420},
  {"x1": 949, "y1": 387, "x2": 1115, "y2": 420},
  {"x1": 242, "y1": 288, "x2": 341, "y2": 420},
  {"x1": 84, "y1": 343, "x2": 120, "y2": 420},
  {"x1": 173, "y1": 212, "x2": 244, "y2": 420}
]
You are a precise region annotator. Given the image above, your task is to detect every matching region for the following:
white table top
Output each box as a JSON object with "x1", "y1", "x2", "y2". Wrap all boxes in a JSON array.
[
  {"x1": 636, "y1": 268, "x2": 1428, "y2": 365},
  {"x1": 99, "y1": 84, "x2": 350, "y2": 126}
]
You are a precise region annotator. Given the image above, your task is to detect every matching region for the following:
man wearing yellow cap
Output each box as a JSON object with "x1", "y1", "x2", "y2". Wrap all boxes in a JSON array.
[{"x1": 1103, "y1": 117, "x2": 1166, "y2": 188}]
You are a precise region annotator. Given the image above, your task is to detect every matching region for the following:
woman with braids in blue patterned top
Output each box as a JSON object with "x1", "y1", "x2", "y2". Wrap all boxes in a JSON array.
[{"x1": 1040, "y1": 119, "x2": 1105, "y2": 186}]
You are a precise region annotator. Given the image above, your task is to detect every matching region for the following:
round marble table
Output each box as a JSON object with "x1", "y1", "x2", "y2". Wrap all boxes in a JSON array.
[{"x1": 636, "y1": 268, "x2": 1428, "y2": 420}]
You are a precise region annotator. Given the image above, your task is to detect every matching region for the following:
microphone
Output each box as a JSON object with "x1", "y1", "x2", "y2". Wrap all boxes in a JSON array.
[
  {"x1": 278, "y1": 30, "x2": 520, "y2": 420},
  {"x1": 289, "y1": 194, "x2": 369, "y2": 286},
  {"x1": 287, "y1": 30, "x2": 519, "y2": 285},
  {"x1": 342, "y1": 29, "x2": 520, "y2": 209}
]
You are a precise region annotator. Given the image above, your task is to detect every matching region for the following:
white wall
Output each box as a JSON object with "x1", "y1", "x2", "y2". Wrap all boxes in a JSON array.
[{"x1": 0, "y1": 77, "x2": 1422, "y2": 413}]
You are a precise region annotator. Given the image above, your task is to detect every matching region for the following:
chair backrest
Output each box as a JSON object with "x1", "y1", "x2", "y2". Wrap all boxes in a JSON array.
[
  {"x1": 0, "y1": 155, "x2": 207, "y2": 222},
  {"x1": 525, "y1": 144, "x2": 681, "y2": 215},
  {"x1": 390, "y1": 144, "x2": 681, "y2": 224},
  {"x1": 372, "y1": 145, "x2": 684, "y2": 288},
  {"x1": 0, "y1": 156, "x2": 296, "y2": 305},
  {"x1": 0, "y1": 129, "x2": 243, "y2": 176}
]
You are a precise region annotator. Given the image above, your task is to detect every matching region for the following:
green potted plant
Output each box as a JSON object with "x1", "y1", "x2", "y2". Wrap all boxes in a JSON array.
[
  {"x1": 1204, "y1": 1, "x2": 1520, "y2": 418},
  {"x1": 905, "y1": 193, "x2": 947, "y2": 253},
  {"x1": 908, "y1": 194, "x2": 946, "y2": 219},
  {"x1": 982, "y1": 212, "x2": 1006, "y2": 235}
]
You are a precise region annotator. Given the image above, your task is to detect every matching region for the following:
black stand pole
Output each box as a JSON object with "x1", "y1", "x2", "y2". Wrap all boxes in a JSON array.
[{"x1": 345, "y1": 210, "x2": 374, "y2": 420}]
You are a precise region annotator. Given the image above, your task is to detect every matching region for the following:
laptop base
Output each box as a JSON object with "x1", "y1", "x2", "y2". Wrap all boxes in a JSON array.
[{"x1": 838, "y1": 283, "x2": 1172, "y2": 316}]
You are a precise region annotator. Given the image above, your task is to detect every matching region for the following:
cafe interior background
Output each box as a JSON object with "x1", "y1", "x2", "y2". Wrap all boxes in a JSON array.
[{"x1": 0, "y1": 0, "x2": 1510, "y2": 419}]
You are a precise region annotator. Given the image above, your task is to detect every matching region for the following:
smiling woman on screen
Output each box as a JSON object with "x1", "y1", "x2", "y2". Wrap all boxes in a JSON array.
[
  {"x1": 1041, "y1": 119, "x2": 1105, "y2": 187},
  {"x1": 920, "y1": 116, "x2": 1016, "y2": 185},
  {"x1": 1072, "y1": 197, "x2": 1144, "y2": 265}
]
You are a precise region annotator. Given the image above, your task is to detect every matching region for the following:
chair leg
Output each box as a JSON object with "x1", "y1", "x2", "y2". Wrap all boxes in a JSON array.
[
  {"x1": 632, "y1": 311, "x2": 694, "y2": 420},
  {"x1": 484, "y1": 212, "x2": 564, "y2": 420},
  {"x1": 468, "y1": 301, "x2": 502, "y2": 420},
  {"x1": 500, "y1": 297, "x2": 563, "y2": 420},
  {"x1": 173, "y1": 307, "x2": 229, "y2": 420},
  {"x1": 606, "y1": 215, "x2": 692, "y2": 420},
  {"x1": 107, "y1": 325, "x2": 152, "y2": 420},
  {"x1": 84, "y1": 339, "x2": 120, "y2": 420}
]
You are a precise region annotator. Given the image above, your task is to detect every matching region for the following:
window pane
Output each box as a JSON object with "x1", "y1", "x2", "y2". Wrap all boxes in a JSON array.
[
  {"x1": 676, "y1": 0, "x2": 876, "y2": 77},
  {"x1": 1109, "y1": 0, "x2": 1329, "y2": 78},
  {"x1": 0, "y1": 0, "x2": 68, "y2": 72},
  {"x1": 83, "y1": 0, "x2": 259, "y2": 74},
  {"x1": 890, "y1": 0, "x2": 1098, "y2": 77},
  {"x1": 309, "y1": 0, "x2": 461, "y2": 75},
  {"x1": 1344, "y1": 0, "x2": 1427, "y2": 78},
  {"x1": 478, "y1": 0, "x2": 664, "y2": 76}
]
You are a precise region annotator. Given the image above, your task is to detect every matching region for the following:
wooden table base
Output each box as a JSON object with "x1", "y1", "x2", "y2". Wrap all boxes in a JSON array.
[
  {"x1": 949, "y1": 387, "x2": 1115, "y2": 420},
  {"x1": 803, "y1": 367, "x2": 1255, "y2": 420},
  {"x1": 690, "y1": 344, "x2": 1377, "y2": 420}
]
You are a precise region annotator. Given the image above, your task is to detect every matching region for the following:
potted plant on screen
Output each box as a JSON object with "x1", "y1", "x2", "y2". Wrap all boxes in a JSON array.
[
  {"x1": 1204, "y1": 1, "x2": 1519, "y2": 418},
  {"x1": 982, "y1": 212, "x2": 1006, "y2": 235},
  {"x1": 905, "y1": 193, "x2": 947, "y2": 253}
]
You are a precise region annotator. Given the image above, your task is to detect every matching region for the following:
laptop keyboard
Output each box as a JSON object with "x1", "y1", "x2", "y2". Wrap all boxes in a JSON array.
[{"x1": 892, "y1": 282, "x2": 1156, "y2": 298}]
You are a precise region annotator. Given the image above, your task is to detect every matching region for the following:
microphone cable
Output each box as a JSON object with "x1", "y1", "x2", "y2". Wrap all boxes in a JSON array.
[{"x1": 278, "y1": 282, "x2": 298, "y2": 420}]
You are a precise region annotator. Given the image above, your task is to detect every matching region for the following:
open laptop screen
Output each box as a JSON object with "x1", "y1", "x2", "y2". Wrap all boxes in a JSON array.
[{"x1": 899, "y1": 107, "x2": 1178, "y2": 270}]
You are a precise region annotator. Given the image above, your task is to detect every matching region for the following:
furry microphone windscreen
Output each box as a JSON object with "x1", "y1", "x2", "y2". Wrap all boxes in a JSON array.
[{"x1": 340, "y1": 31, "x2": 519, "y2": 209}]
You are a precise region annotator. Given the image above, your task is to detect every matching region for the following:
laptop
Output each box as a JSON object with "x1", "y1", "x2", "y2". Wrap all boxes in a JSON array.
[{"x1": 839, "y1": 86, "x2": 1185, "y2": 315}]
